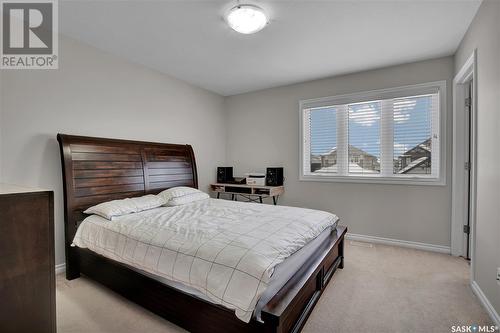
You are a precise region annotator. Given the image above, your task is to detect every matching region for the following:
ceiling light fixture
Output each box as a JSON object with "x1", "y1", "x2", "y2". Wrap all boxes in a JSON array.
[{"x1": 226, "y1": 4, "x2": 268, "y2": 34}]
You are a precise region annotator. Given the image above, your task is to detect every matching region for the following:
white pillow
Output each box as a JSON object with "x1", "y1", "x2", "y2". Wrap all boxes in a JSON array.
[
  {"x1": 84, "y1": 194, "x2": 166, "y2": 220},
  {"x1": 157, "y1": 186, "x2": 204, "y2": 202},
  {"x1": 166, "y1": 192, "x2": 209, "y2": 206}
]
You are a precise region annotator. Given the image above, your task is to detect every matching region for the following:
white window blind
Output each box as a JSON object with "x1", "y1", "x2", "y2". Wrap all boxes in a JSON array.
[
  {"x1": 300, "y1": 81, "x2": 445, "y2": 184},
  {"x1": 348, "y1": 101, "x2": 381, "y2": 175}
]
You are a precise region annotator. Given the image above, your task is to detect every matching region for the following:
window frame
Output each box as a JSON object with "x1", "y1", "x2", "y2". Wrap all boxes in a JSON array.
[{"x1": 299, "y1": 81, "x2": 447, "y2": 186}]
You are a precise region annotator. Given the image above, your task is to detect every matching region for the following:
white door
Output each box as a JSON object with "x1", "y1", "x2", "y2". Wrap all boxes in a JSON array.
[{"x1": 462, "y1": 79, "x2": 473, "y2": 260}]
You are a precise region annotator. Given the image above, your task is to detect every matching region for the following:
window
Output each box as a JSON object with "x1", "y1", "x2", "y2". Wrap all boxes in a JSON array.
[{"x1": 300, "y1": 81, "x2": 446, "y2": 185}]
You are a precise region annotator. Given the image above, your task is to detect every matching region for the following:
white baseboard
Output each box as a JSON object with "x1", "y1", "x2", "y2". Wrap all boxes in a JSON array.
[
  {"x1": 346, "y1": 233, "x2": 451, "y2": 254},
  {"x1": 471, "y1": 281, "x2": 500, "y2": 326},
  {"x1": 55, "y1": 263, "x2": 66, "y2": 275}
]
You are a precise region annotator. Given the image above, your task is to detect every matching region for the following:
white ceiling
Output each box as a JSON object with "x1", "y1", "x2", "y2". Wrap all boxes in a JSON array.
[{"x1": 60, "y1": 0, "x2": 481, "y2": 96}]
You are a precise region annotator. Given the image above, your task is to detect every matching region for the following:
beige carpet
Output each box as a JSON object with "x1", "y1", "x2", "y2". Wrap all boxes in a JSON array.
[{"x1": 56, "y1": 242, "x2": 492, "y2": 333}]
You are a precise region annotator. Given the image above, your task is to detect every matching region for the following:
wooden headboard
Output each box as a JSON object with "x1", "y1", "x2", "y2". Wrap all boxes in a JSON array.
[{"x1": 57, "y1": 134, "x2": 198, "y2": 251}]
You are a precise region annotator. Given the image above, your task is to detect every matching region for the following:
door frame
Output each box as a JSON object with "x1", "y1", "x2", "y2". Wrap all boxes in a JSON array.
[{"x1": 451, "y1": 50, "x2": 477, "y2": 277}]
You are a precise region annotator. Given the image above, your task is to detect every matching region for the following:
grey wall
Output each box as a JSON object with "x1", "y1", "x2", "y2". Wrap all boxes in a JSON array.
[
  {"x1": 455, "y1": 0, "x2": 500, "y2": 318},
  {"x1": 0, "y1": 36, "x2": 226, "y2": 266},
  {"x1": 225, "y1": 57, "x2": 454, "y2": 248}
]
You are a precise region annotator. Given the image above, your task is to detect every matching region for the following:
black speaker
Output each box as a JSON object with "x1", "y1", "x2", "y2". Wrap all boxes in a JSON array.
[
  {"x1": 217, "y1": 167, "x2": 233, "y2": 183},
  {"x1": 266, "y1": 167, "x2": 284, "y2": 186}
]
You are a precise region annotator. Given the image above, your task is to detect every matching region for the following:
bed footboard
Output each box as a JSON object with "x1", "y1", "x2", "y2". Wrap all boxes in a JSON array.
[{"x1": 261, "y1": 226, "x2": 346, "y2": 333}]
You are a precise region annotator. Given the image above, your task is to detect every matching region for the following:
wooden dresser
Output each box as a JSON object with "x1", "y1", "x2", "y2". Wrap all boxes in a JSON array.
[{"x1": 0, "y1": 184, "x2": 56, "y2": 333}]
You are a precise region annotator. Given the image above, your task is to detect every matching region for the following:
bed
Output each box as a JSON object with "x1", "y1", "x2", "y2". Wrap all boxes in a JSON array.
[{"x1": 58, "y1": 134, "x2": 346, "y2": 333}]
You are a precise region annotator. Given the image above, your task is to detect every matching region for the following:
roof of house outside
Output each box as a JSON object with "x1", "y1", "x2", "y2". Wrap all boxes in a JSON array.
[
  {"x1": 397, "y1": 156, "x2": 429, "y2": 174},
  {"x1": 319, "y1": 145, "x2": 378, "y2": 160},
  {"x1": 314, "y1": 163, "x2": 379, "y2": 174}
]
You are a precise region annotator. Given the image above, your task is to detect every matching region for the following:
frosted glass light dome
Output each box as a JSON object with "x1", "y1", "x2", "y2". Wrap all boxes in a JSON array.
[{"x1": 226, "y1": 5, "x2": 268, "y2": 34}]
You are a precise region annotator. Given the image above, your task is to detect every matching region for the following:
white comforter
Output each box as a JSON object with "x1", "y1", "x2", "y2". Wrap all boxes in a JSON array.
[{"x1": 72, "y1": 198, "x2": 338, "y2": 322}]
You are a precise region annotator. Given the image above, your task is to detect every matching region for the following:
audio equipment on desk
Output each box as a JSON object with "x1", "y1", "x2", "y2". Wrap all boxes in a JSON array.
[
  {"x1": 266, "y1": 167, "x2": 284, "y2": 186},
  {"x1": 217, "y1": 167, "x2": 233, "y2": 183},
  {"x1": 246, "y1": 173, "x2": 266, "y2": 186},
  {"x1": 226, "y1": 177, "x2": 246, "y2": 185}
]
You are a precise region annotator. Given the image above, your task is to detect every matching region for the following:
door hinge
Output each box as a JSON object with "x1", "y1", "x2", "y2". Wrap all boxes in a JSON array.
[
  {"x1": 463, "y1": 225, "x2": 471, "y2": 234},
  {"x1": 465, "y1": 97, "x2": 472, "y2": 107},
  {"x1": 465, "y1": 162, "x2": 471, "y2": 170}
]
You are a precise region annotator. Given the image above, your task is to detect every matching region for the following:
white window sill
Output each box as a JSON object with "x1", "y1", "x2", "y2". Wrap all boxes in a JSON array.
[{"x1": 299, "y1": 174, "x2": 446, "y2": 186}]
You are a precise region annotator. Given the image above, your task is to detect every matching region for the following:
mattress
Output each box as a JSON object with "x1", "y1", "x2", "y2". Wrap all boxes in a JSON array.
[
  {"x1": 72, "y1": 198, "x2": 338, "y2": 322},
  {"x1": 127, "y1": 224, "x2": 334, "y2": 321}
]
